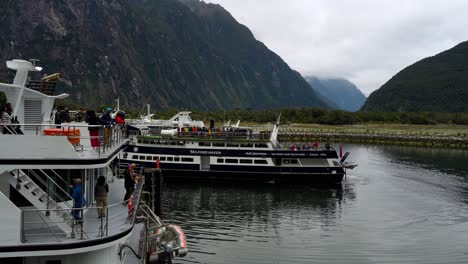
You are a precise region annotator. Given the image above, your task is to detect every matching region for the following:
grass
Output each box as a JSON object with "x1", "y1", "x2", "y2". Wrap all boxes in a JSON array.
[{"x1": 279, "y1": 123, "x2": 468, "y2": 137}]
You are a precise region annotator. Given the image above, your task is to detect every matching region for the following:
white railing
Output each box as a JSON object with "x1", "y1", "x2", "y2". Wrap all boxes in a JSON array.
[
  {"x1": 3, "y1": 123, "x2": 129, "y2": 156},
  {"x1": 21, "y1": 177, "x2": 144, "y2": 242}
]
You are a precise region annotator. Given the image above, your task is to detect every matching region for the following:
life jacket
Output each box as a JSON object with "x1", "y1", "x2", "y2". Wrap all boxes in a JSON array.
[{"x1": 116, "y1": 115, "x2": 124, "y2": 124}]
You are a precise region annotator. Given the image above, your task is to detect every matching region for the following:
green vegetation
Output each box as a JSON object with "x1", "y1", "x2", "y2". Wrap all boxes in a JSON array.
[
  {"x1": 362, "y1": 41, "x2": 468, "y2": 113},
  {"x1": 139, "y1": 108, "x2": 468, "y2": 126}
]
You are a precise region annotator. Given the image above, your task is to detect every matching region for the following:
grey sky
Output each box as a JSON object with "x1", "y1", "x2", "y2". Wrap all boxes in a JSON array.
[{"x1": 204, "y1": 0, "x2": 468, "y2": 95}]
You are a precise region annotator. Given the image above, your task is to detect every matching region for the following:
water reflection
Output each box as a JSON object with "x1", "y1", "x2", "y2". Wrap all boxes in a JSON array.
[
  {"x1": 158, "y1": 144, "x2": 468, "y2": 263},
  {"x1": 161, "y1": 183, "x2": 356, "y2": 263}
]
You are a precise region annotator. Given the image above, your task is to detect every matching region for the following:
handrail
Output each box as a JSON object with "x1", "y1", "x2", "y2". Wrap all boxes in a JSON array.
[
  {"x1": 25, "y1": 169, "x2": 74, "y2": 210},
  {"x1": 21, "y1": 171, "x2": 144, "y2": 243},
  {"x1": 46, "y1": 169, "x2": 75, "y2": 199},
  {"x1": 33, "y1": 210, "x2": 61, "y2": 242},
  {"x1": 38, "y1": 169, "x2": 74, "y2": 204}
]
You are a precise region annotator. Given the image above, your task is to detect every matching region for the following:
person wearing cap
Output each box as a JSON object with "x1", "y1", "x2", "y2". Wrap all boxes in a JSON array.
[
  {"x1": 123, "y1": 163, "x2": 136, "y2": 203},
  {"x1": 100, "y1": 108, "x2": 113, "y2": 147},
  {"x1": 70, "y1": 178, "x2": 86, "y2": 221}
]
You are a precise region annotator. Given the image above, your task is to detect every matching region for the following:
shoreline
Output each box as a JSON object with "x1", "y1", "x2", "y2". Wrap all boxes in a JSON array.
[{"x1": 275, "y1": 124, "x2": 468, "y2": 149}]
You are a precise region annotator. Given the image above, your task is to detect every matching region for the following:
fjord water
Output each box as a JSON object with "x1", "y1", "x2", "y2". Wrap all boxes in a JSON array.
[{"x1": 161, "y1": 145, "x2": 468, "y2": 264}]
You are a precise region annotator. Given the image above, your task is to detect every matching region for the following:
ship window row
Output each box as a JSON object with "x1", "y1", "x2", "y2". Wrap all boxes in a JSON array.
[
  {"x1": 217, "y1": 158, "x2": 268, "y2": 164},
  {"x1": 138, "y1": 139, "x2": 185, "y2": 146},
  {"x1": 132, "y1": 155, "x2": 194, "y2": 163},
  {"x1": 283, "y1": 159, "x2": 298, "y2": 165},
  {"x1": 199, "y1": 142, "x2": 268, "y2": 148}
]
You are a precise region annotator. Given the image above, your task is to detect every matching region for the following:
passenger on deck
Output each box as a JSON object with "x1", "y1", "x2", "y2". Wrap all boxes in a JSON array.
[
  {"x1": 86, "y1": 110, "x2": 100, "y2": 149},
  {"x1": 95, "y1": 176, "x2": 109, "y2": 218},
  {"x1": 100, "y1": 108, "x2": 113, "y2": 146},
  {"x1": 1, "y1": 103, "x2": 12, "y2": 134},
  {"x1": 71, "y1": 178, "x2": 86, "y2": 221},
  {"x1": 124, "y1": 164, "x2": 136, "y2": 204}
]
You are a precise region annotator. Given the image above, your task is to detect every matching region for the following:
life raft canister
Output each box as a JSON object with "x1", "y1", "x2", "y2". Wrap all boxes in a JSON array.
[{"x1": 166, "y1": 224, "x2": 188, "y2": 257}]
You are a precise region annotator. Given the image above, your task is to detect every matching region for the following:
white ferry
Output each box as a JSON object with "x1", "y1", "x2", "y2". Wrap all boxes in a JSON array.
[
  {"x1": 0, "y1": 60, "x2": 187, "y2": 264},
  {"x1": 122, "y1": 112, "x2": 349, "y2": 184}
]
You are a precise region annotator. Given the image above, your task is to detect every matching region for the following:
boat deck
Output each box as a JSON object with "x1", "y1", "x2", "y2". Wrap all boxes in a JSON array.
[{"x1": 22, "y1": 177, "x2": 137, "y2": 244}]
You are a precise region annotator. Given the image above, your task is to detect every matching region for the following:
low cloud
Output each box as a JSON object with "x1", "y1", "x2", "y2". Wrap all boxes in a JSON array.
[{"x1": 205, "y1": 0, "x2": 468, "y2": 95}]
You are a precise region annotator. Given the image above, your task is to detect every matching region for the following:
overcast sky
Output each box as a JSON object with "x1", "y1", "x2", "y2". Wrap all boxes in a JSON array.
[{"x1": 204, "y1": 0, "x2": 468, "y2": 95}]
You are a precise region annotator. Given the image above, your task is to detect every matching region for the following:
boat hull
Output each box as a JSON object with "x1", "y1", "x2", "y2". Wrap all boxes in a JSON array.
[{"x1": 120, "y1": 159, "x2": 344, "y2": 185}]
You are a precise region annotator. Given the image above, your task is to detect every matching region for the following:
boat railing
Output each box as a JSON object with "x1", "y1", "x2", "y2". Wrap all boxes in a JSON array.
[
  {"x1": 2, "y1": 123, "x2": 129, "y2": 157},
  {"x1": 20, "y1": 177, "x2": 144, "y2": 243},
  {"x1": 142, "y1": 130, "x2": 272, "y2": 141}
]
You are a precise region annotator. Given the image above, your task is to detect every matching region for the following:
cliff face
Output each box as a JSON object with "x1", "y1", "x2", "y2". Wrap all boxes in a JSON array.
[
  {"x1": 0, "y1": 0, "x2": 330, "y2": 110},
  {"x1": 362, "y1": 41, "x2": 468, "y2": 113}
]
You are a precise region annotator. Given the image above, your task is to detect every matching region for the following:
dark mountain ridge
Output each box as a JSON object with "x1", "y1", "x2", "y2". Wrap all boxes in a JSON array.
[
  {"x1": 0, "y1": 0, "x2": 330, "y2": 110},
  {"x1": 362, "y1": 41, "x2": 468, "y2": 113}
]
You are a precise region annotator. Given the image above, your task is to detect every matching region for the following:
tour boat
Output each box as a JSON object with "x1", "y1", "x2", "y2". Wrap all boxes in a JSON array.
[
  {"x1": 0, "y1": 59, "x2": 187, "y2": 263},
  {"x1": 122, "y1": 112, "x2": 350, "y2": 184}
]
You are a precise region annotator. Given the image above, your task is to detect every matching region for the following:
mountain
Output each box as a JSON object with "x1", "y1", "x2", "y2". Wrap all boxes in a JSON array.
[
  {"x1": 362, "y1": 41, "x2": 468, "y2": 112},
  {"x1": 305, "y1": 76, "x2": 366, "y2": 111},
  {"x1": 0, "y1": 0, "x2": 330, "y2": 111}
]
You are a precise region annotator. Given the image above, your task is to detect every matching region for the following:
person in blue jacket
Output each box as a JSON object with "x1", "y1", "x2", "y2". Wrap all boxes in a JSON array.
[{"x1": 71, "y1": 178, "x2": 86, "y2": 221}]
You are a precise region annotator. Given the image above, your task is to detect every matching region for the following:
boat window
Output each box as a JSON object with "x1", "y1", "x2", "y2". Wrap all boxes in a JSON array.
[
  {"x1": 139, "y1": 155, "x2": 145, "y2": 160},
  {"x1": 146, "y1": 156, "x2": 153, "y2": 161},
  {"x1": 131, "y1": 155, "x2": 137, "y2": 159},
  {"x1": 283, "y1": 159, "x2": 290, "y2": 164},
  {"x1": 226, "y1": 143, "x2": 239, "y2": 148},
  {"x1": 167, "y1": 157, "x2": 173, "y2": 161},
  {"x1": 217, "y1": 158, "x2": 224, "y2": 163},
  {"x1": 240, "y1": 159, "x2": 253, "y2": 164},
  {"x1": 240, "y1": 143, "x2": 254, "y2": 148},
  {"x1": 213, "y1": 142, "x2": 225, "y2": 147},
  {"x1": 255, "y1": 143, "x2": 268, "y2": 149},
  {"x1": 254, "y1": 160, "x2": 268, "y2": 165},
  {"x1": 153, "y1": 156, "x2": 159, "y2": 161},
  {"x1": 290, "y1": 159, "x2": 298, "y2": 164},
  {"x1": 182, "y1": 157, "x2": 194, "y2": 162},
  {"x1": 123, "y1": 153, "x2": 128, "y2": 159},
  {"x1": 160, "y1": 157, "x2": 166, "y2": 161},
  {"x1": 225, "y1": 159, "x2": 238, "y2": 164},
  {"x1": 174, "y1": 157, "x2": 180, "y2": 162}
]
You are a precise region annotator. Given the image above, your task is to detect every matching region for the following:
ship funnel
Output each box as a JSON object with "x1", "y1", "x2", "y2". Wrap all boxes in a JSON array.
[{"x1": 6, "y1": 59, "x2": 42, "y2": 87}]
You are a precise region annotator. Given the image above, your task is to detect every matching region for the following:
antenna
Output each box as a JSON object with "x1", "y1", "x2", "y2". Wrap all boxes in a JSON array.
[
  {"x1": 114, "y1": 98, "x2": 120, "y2": 111},
  {"x1": 29, "y1": 59, "x2": 39, "y2": 66}
]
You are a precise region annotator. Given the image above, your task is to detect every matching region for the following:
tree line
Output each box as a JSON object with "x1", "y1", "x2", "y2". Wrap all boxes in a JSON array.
[{"x1": 126, "y1": 108, "x2": 468, "y2": 125}]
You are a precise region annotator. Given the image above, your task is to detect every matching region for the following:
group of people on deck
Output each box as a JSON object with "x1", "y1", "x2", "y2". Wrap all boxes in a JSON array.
[
  {"x1": 290, "y1": 142, "x2": 331, "y2": 151},
  {"x1": 88, "y1": 108, "x2": 126, "y2": 149},
  {"x1": 69, "y1": 163, "x2": 138, "y2": 221}
]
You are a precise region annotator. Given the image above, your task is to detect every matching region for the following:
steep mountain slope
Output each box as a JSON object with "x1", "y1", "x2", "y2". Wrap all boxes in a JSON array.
[
  {"x1": 0, "y1": 0, "x2": 330, "y2": 110},
  {"x1": 362, "y1": 41, "x2": 468, "y2": 112},
  {"x1": 305, "y1": 76, "x2": 366, "y2": 111}
]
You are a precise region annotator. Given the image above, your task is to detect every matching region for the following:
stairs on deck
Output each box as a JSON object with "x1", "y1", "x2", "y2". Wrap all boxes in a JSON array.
[{"x1": 8, "y1": 170, "x2": 75, "y2": 237}]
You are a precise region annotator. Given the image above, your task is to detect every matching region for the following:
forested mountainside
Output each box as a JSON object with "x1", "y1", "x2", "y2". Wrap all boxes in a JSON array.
[
  {"x1": 0, "y1": 0, "x2": 330, "y2": 110},
  {"x1": 305, "y1": 76, "x2": 366, "y2": 111},
  {"x1": 362, "y1": 41, "x2": 468, "y2": 113}
]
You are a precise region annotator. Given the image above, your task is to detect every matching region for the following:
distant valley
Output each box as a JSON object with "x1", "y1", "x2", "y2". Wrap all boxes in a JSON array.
[{"x1": 305, "y1": 76, "x2": 366, "y2": 112}]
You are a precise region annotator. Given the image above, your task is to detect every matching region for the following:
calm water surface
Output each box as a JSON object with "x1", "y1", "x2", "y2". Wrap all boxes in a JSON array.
[{"x1": 161, "y1": 144, "x2": 468, "y2": 263}]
